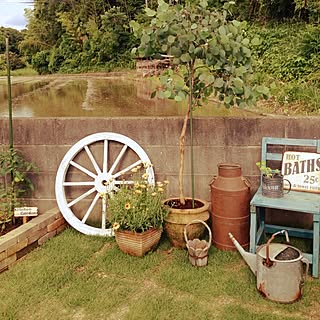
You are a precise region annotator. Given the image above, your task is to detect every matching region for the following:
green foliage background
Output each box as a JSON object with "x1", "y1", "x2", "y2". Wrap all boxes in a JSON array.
[{"x1": 0, "y1": 0, "x2": 319, "y2": 112}]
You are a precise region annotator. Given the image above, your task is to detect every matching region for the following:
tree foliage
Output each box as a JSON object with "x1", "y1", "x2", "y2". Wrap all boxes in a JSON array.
[
  {"x1": 131, "y1": 0, "x2": 269, "y2": 203},
  {"x1": 1, "y1": 0, "x2": 317, "y2": 74}
]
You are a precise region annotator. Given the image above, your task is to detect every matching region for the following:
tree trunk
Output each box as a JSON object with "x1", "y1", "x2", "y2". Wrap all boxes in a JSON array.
[{"x1": 179, "y1": 108, "x2": 190, "y2": 205}]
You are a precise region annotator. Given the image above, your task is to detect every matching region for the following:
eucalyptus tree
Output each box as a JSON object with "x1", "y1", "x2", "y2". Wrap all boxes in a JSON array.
[{"x1": 131, "y1": 0, "x2": 268, "y2": 206}]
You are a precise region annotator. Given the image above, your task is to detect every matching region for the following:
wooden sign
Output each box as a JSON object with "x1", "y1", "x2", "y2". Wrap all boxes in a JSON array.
[
  {"x1": 14, "y1": 207, "x2": 38, "y2": 217},
  {"x1": 281, "y1": 151, "x2": 320, "y2": 193}
]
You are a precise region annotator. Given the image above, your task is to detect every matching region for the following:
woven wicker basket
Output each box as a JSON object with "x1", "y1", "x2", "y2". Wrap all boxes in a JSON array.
[{"x1": 115, "y1": 228, "x2": 162, "y2": 257}]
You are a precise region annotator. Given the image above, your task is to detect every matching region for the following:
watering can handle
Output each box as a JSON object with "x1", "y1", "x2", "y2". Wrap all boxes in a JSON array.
[
  {"x1": 301, "y1": 257, "x2": 309, "y2": 284},
  {"x1": 265, "y1": 230, "x2": 290, "y2": 266}
]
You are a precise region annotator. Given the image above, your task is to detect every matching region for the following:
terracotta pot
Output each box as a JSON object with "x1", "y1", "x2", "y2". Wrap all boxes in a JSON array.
[
  {"x1": 163, "y1": 198, "x2": 210, "y2": 249},
  {"x1": 115, "y1": 228, "x2": 162, "y2": 257}
]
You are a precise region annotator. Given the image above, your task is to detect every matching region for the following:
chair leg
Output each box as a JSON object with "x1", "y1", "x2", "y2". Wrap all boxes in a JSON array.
[
  {"x1": 250, "y1": 204, "x2": 257, "y2": 253},
  {"x1": 312, "y1": 217, "x2": 320, "y2": 278}
]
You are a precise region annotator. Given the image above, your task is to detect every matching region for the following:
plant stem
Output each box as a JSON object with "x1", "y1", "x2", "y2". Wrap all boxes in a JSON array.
[
  {"x1": 189, "y1": 64, "x2": 195, "y2": 208},
  {"x1": 5, "y1": 38, "x2": 13, "y2": 150}
]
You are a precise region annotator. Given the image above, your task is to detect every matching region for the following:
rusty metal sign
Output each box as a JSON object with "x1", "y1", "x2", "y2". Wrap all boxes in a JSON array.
[{"x1": 281, "y1": 151, "x2": 320, "y2": 193}]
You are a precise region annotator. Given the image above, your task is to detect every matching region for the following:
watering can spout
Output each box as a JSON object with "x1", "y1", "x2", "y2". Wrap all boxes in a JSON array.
[{"x1": 228, "y1": 233, "x2": 257, "y2": 275}]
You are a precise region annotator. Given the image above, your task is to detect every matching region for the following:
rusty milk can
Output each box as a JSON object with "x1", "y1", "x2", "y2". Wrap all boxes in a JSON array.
[{"x1": 210, "y1": 163, "x2": 250, "y2": 250}]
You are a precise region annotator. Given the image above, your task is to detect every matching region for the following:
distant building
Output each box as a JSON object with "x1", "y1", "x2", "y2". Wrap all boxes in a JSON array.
[{"x1": 135, "y1": 55, "x2": 173, "y2": 77}]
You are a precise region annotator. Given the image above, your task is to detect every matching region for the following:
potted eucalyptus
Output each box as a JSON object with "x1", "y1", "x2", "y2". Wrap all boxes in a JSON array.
[
  {"x1": 256, "y1": 161, "x2": 291, "y2": 198},
  {"x1": 130, "y1": 0, "x2": 268, "y2": 247},
  {"x1": 107, "y1": 162, "x2": 169, "y2": 257}
]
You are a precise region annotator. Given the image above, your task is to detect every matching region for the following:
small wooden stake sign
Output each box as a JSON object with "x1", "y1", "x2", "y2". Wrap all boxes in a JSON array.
[{"x1": 14, "y1": 207, "x2": 38, "y2": 224}]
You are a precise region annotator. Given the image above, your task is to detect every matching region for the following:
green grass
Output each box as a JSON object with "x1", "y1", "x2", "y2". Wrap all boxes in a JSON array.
[
  {"x1": 0, "y1": 228, "x2": 319, "y2": 320},
  {"x1": 0, "y1": 67, "x2": 38, "y2": 77}
]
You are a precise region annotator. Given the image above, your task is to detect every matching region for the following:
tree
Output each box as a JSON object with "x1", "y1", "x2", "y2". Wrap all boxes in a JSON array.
[{"x1": 131, "y1": 0, "x2": 268, "y2": 206}]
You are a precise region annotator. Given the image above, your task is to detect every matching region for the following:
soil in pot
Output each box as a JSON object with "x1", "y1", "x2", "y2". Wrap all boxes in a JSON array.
[{"x1": 165, "y1": 198, "x2": 204, "y2": 210}]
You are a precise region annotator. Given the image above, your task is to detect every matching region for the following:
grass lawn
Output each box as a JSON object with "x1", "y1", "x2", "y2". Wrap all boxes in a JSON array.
[{"x1": 0, "y1": 228, "x2": 319, "y2": 320}]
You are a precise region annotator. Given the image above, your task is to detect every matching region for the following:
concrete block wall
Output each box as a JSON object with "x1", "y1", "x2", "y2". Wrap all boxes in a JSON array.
[
  {"x1": 0, "y1": 207, "x2": 66, "y2": 272},
  {"x1": 1, "y1": 116, "x2": 320, "y2": 212}
]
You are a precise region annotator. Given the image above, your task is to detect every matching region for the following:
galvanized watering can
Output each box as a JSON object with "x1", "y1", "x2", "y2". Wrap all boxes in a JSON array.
[
  {"x1": 184, "y1": 219, "x2": 212, "y2": 267},
  {"x1": 229, "y1": 230, "x2": 309, "y2": 303}
]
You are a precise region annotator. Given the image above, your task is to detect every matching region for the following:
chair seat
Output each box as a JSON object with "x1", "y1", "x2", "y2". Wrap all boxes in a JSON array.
[{"x1": 251, "y1": 187, "x2": 320, "y2": 215}]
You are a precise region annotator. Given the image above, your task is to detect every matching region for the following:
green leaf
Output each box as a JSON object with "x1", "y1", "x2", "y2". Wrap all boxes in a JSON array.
[
  {"x1": 224, "y1": 95, "x2": 233, "y2": 105},
  {"x1": 161, "y1": 44, "x2": 168, "y2": 52},
  {"x1": 141, "y1": 34, "x2": 150, "y2": 44},
  {"x1": 241, "y1": 38, "x2": 250, "y2": 46},
  {"x1": 191, "y1": 23, "x2": 197, "y2": 30},
  {"x1": 218, "y1": 26, "x2": 226, "y2": 36},
  {"x1": 151, "y1": 91, "x2": 157, "y2": 99},
  {"x1": 251, "y1": 37, "x2": 261, "y2": 46},
  {"x1": 256, "y1": 85, "x2": 270, "y2": 96},
  {"x1": 232, "y1": 20, "x2": 241, "y2": 27},
  {"x1": 180, "y1": 53, "x2": 191, "y2": 62},
  {"x1": 214, "y1": 78, "x2": 224, "y2": 88},
  {"x1": 164, "y1": 90, "x2": 171, "y2": 98},
  {"x1": 233, "y1": 77, "x2": 243, "y2": 89},
  {"x1": 145, "y1": 8, "x2": 156, "y2": 17},
  {"x1": 168, "y1": 35, "x2": 175, "y2": 44},
  {"x1": 220, "y1": 35, "x2": 229, "y2": 45}
]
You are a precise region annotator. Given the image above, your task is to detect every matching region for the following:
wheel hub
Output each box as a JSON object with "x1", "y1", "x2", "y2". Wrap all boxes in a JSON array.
[{"x1": 95, "y1": 172, "x2": 115, "y2": 193}]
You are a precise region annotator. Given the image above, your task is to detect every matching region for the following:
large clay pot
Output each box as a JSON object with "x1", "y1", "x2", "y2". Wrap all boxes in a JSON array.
[
  {"x1": 210, "y1": 163, "x2": 250, "y2": 251},
  {"x1": 163, "y1": 198, "x2": 210, "y2": 249},
  {"x1": 115, "y1": 228, "x2": 162, "y2": 257}
]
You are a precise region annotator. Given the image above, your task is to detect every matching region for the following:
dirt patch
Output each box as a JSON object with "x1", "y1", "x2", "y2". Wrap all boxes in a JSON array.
[{"x1": 0, "y1": 219, "x2": 23, "y2": 236}]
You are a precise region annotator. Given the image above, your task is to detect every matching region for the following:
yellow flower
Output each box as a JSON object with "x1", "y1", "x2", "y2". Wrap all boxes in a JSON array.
[
  {"x1": 125, "y1": 203, "x2": 131, "y2": 210},
  {"x1": 139, "y1": 184, "x2": 147, "y2": 189},
  {"x1": 164, "y1": 180, "x2": 170, "y2": 184},
  {"x1": 156, "y1": 182, "x2": 163, "y2": 187},
  {"x1": 131, "y1": 167, "x2": 138, "y2": 173},
  {"x1": 142, "y1": 173, "x2": 149, "y2": 179},
  {"x1": 99, "y1": 192, "x2": 107, "y2": 199},
  {"x1": 151, "y1": 192, "x2": 157, "y2": 196},
  {"x1": 158, "y1": 187, "x2": 164, "y2": 193},
  {"x1": 113, "y1": 222, "x2": 120, "y2": 230},
  {"x1": 143, "y1": 162, "x2": 153, "y2": 168},
  {"x1": 135, "y1": 190, "x2": 142, "y2": 194}
]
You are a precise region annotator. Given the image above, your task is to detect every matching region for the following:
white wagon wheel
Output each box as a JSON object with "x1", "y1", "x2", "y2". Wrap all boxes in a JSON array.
[{"x1": 55, "y1": 132, "x2": 154, "y2": 236}]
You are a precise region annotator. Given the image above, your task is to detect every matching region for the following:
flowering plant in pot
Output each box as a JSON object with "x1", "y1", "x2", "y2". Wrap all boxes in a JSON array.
[
  {"x1": 130, "y1": 0, "x2": 268, "y2": 247},
  {"x1": 107, "y1": 163, "x2": 169, "y2": 257}
]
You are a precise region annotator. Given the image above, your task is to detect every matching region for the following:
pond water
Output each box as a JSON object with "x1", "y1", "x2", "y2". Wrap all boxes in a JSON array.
[{"x1": 0, "y1": 74, "x2": 256, "y2": 117}]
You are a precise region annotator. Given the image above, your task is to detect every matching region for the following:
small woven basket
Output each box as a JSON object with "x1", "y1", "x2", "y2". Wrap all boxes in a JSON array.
[{"x1": 184, "y1": 219, "x2": 212, "y2": 267}]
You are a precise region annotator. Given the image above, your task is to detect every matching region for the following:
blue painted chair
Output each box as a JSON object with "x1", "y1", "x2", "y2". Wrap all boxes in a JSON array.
[{"x1": 250, "y1": 137, "x2": 320, "y2": 277}]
